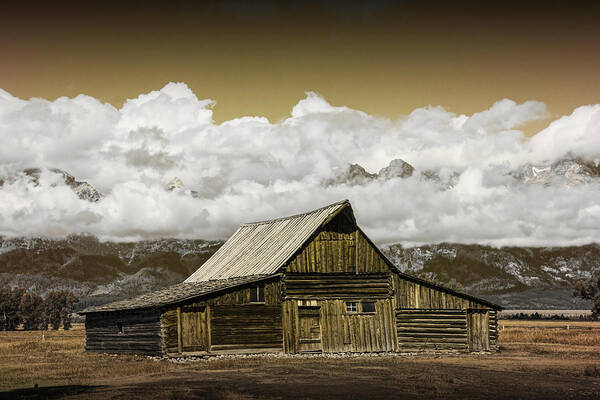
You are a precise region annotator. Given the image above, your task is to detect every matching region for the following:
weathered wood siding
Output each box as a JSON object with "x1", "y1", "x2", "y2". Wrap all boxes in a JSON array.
[
  {"x1": 282, "y1": 299, "x2": 396, "y2": 353},
  {"x1": 396, "y1": 309, "x2": 468, "y2": 352},
  {"x1": 283, "y1": 274, "x2": 391, "y2": 299},
  {"x1": 208, "y1": 280, "x2": 281, "y2": 306},
  {"x1": 210, "y1": 305, "x2": 283, "y2": 351},
  {"x1": 161, "y1": 279, "x2": 283, "y2": 354},
  {"x1": 85, "y1": 310, "x2": 162, "y2": 355},
  {"x1": 286, "y1": 211, "x2": 356, "y2": 274},
  {"x1": 355, "y1": 229, "x2": 389, "y2": 274},
  {"x1": 392, "y1": 274, "x2": 486, "y2": 310},
  {"x1": 467, "y1": 309, "x2": 490, "y2": 351}
]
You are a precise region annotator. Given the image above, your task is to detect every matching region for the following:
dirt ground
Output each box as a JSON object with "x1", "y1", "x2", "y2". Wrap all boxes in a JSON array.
[{"x1": 1, "y1": 323, "x2": 600, "y2": 400}]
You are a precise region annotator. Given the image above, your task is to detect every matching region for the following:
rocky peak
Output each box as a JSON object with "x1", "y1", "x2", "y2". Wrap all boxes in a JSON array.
[
  {"x1": 512, "y1": 158, "x2": 600, "y2": 185},
  {"x1": 166, "y1": 176, "x2": 200, "y2": 198},
  {"x1": 1, "y1": 168, "x2": 103, "y2": 202},
  {"x1": 167, "y1": 177, "x2": 185, "y2": 190},
  {"x1": 378, "y1": 159, "x2": 414, "y2": 179}
]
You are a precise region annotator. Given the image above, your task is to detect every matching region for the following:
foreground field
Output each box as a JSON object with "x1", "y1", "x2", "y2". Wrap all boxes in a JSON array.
[{"x1": 1, "y1": 323, "x2": 600, "y2": 400}]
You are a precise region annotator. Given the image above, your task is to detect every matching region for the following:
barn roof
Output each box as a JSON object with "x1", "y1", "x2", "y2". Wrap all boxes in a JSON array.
[
  {"x1": 79, "y1": 275, "x2": 278, "y2": 314},
  {"x1": 185, "y1": 199, "x2": 352, "y2": 282}
]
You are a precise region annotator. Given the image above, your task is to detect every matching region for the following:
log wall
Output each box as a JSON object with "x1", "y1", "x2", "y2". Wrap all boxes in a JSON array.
[
  {"x1": 396, "y1": 309, "x2": 468, "y2": 352},
  {"x1": 208, "y1": 280, "x2": 281, "y2": 306},
  {"x1": 161, "y1": 279, "x2": 283, "y2": 354},
  {"x1": 283, "y1": 274, "x2": 391, "y2": 299},
  {"x1": 85, "y1": 310, "x2": 162, "y2": 355},
  {"x1": 210, "y1": 304, "x2": 283, "y2": 352},
  {"x1": 489, "y1": 310, "x2": 498, "y2": 350}
]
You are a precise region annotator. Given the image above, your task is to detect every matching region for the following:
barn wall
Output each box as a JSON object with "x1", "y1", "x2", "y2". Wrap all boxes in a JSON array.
[
  {"x1": 208, "y1": 280, "x2": 283, "y2": 352},
  {"x1": 281, "y1": 271, "x2": 397, "y2": 353},
  {"x1": 286, "y1": 211, "x2": 356, "y2": 274},
  {"x1": 467, "y1": 310, "x2": 490, "y2": 351},
  {"x1": 85, "y1": 309, "x2": 163, "y2": 355},
  {"x1": 285, "y1": 211, "x2": 390, "y2": 275},
  {"x1": 396, "y1": 309, "x2": 468, "y2": 352},
  {"x1": 161, "y1": 279, "x2": 283, "y2": 354},
  {"x1": 283, "y1": 274, "x2": 391, "y2": 299},
  {"x1": 281, "y1": 298, "x2": 396, "y2": 353},
  {"x1": 161, "y1": 301, "x2": 209, "y2": 353},
  {"x1": 392, "y1": 274, "x2": 487, "y2": 310},
  {"x1": 210, "y1": 304, "x2": 283, "y2": 352},
  {"x1": 489, "y1": 310, "x2": 498, "y2": 350},
  {"x1": 208, "y1": 280, "x2": 281, "y2": 306}
]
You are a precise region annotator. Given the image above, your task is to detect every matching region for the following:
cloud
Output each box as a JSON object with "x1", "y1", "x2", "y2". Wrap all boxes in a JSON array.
[{"x1": 0, "y1": 82, "x2": 599, "y2": 246}]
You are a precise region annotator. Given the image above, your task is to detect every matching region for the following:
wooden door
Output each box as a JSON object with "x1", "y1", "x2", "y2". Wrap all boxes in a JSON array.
[
  {"x1": 297, "y1": 306, "x2": 322, "y2": 353},
  {"x1": 467, "y1": 309, "x2": 490, "y2": 352},
  {"x1": 181, "y1": 304, "x2": 208, "y2": 352}
]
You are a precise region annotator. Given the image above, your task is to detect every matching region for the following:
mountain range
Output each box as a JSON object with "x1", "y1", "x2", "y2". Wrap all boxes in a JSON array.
[
  {"x1": 1, "y1": 160, "x2": 599, "y2": 310},
  {"x1": 0, "y1": 234, "x2": 594, "y2": 310}
]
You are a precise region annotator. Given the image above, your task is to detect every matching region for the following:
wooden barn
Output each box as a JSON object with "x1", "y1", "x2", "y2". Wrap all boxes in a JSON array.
[{"x1": 80, "y1": 200, "x2": 502, "y2": 356}]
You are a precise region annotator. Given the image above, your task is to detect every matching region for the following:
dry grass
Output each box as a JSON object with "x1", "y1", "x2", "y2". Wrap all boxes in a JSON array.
[
  {"x1": 499, "y1": 320, "x2": 600, "y2": 328},
  {"x1": 500, "y1": 327, "x2": 600, "y2": 347},
  {"x1": 0, "y1": 325, "x2": 185, "y2": 390},
  {"x1": 2, "y1": 321, "x2": 600, "y2": 399}
]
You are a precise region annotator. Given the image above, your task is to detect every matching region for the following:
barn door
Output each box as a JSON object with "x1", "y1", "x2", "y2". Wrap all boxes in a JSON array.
[
  {"x1": 297, "y1": 306, "x2": 322, "y2": 353},
  {"x1": 467, "y1": 309, "x2": 490, "y2": 352},
  {"x1": 181, "y1": 304, "x2": 208, "y2": 352}
]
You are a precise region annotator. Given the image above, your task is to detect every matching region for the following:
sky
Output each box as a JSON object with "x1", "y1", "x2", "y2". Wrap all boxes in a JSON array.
[
  {"x1": 1, "y1": 1, "x2": 600, "y2": 247},
  {"x1": 2, "y1": 1, "x2": 600, "y2": 129}
]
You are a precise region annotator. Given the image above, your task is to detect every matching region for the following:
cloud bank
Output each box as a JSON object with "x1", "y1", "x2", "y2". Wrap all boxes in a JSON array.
[{"x1": 1, "y1": 83, "x2": 599, "y2": 246}]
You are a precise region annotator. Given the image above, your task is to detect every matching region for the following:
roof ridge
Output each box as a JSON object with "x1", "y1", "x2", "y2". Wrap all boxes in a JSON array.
[{"x1": 241, "y1": 199, "x2": 349, "y2": 226}]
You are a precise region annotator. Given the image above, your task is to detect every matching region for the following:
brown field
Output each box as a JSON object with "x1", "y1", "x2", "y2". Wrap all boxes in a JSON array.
[{"x1": 1, "y1": 323, "x2": 600, "y2": 400}]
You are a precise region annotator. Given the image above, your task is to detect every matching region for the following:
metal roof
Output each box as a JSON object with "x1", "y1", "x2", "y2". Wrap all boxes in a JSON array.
[
  {"x1": 80, "y1": 275, "x2": 278, "y2": 313},
  {"x1": 185, "y1": 200, "x2": 351, "y2": 282}
]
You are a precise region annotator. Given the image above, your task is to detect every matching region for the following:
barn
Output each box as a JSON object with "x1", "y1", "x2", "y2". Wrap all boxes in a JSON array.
[{"x1": 80, "y1": 200, "x2": 502, "y2": 355}]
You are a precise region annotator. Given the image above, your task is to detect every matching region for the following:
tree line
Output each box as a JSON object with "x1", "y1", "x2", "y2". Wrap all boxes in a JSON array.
[
  {"x1": 574, "y1": 269, "x2": 600, "y2": 318},
  {"x1": 0, "y1": 288, "x2": 78, "y2": 331}
]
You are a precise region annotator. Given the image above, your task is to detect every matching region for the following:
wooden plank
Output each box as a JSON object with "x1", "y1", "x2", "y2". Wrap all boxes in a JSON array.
[{"x1": 177, "y1": 306, "x2": 182, "y2": 353}]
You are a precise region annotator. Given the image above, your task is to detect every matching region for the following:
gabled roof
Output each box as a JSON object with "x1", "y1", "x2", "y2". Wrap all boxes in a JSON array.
[
  {"x1": 80, "y1": 275, "x2": 278, "y2": 314},
  {"x1": 185, "y1": 200, "x2": 351, "y2": 282}
]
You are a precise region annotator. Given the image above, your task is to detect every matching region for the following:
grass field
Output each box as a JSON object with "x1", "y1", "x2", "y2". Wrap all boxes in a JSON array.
[{"x1": 1, "y1": 322, "x2": 600, "y2": 399}]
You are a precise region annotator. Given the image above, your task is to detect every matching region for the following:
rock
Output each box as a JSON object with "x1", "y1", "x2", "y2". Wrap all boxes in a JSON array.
[{"x1": 378, "y1": 159, "x2": 414, "y2": 179}]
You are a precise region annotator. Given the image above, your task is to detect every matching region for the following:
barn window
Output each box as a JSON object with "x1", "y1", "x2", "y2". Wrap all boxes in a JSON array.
[
  {"x1": 117, "y1": 322, "x2": 124, "y2": 334},
  {"x1": 361, "y1": 302, "x2": 376, "y2": 313},
  {"x1": 345, "y1": 302, "x2": 358, "y2": 313},
  {"x1": 250, "y1": 284, "x2": 265, "y2": 303}
]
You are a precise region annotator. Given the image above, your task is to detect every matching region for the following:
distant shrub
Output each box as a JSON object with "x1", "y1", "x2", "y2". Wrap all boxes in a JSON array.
[
  {"x1": 503, "y1": 312, "x2": 593, "y2": 321},
  {"x1": 45, "y1": 290, "x2": 78, "y2": 330},
  {"x1": 19, "y1": 292, "x2": 47, "y2": 330},
  {"x1": 0, "y1": 288, "x2": 77, "y2": 331}
]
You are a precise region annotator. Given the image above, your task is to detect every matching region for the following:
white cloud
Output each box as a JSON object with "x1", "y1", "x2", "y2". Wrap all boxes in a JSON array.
[{"x1": 0, "y1": 82, "x2": 599, "y2": 246}]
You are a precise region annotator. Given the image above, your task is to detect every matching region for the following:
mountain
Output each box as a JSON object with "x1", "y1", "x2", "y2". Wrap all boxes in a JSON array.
[
  {"x1": 511, "y1": 158, "x2": 600, "y2": 186},
  {"x1": 166, "y1": 176, "x2": 200, "y2": 198},
  {"x1": 0, "y1": 235, "x2": 223, "y2": 309},
  {"x1": 0, "y1": 168, "x2": 103, "y2": 202},
  {"x1": 0, "y1": 234, "x2": 595, "y2": 310},
  {"x1": 377, "y1": 159, "x2": 414, "y2": 179},
  {"x1": 327, "y1": 157, "x2": 600, "y2": 190},
  {"x1": 384, "y1": 242, "x2": 598, "y2": 309}
]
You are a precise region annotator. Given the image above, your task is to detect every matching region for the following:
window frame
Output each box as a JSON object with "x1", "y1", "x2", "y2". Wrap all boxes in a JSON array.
[
  {"x1": 360, "y1": 301, "x2": 376, "y2": 314},
  {"x1": 345, "y1": 301, "x2": 358, "y2": 313},
  {"x1": 249, "y1": 283, "x2": 266, "y2": 303},
  {"x1": 344, "y1": 301, "x2": 376, "y2": 314}
]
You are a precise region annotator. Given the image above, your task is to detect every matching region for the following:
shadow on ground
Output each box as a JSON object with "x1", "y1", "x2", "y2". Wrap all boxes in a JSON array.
[{"x1": 0, "y1": 385, "x2": 107, "y2": 400}]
